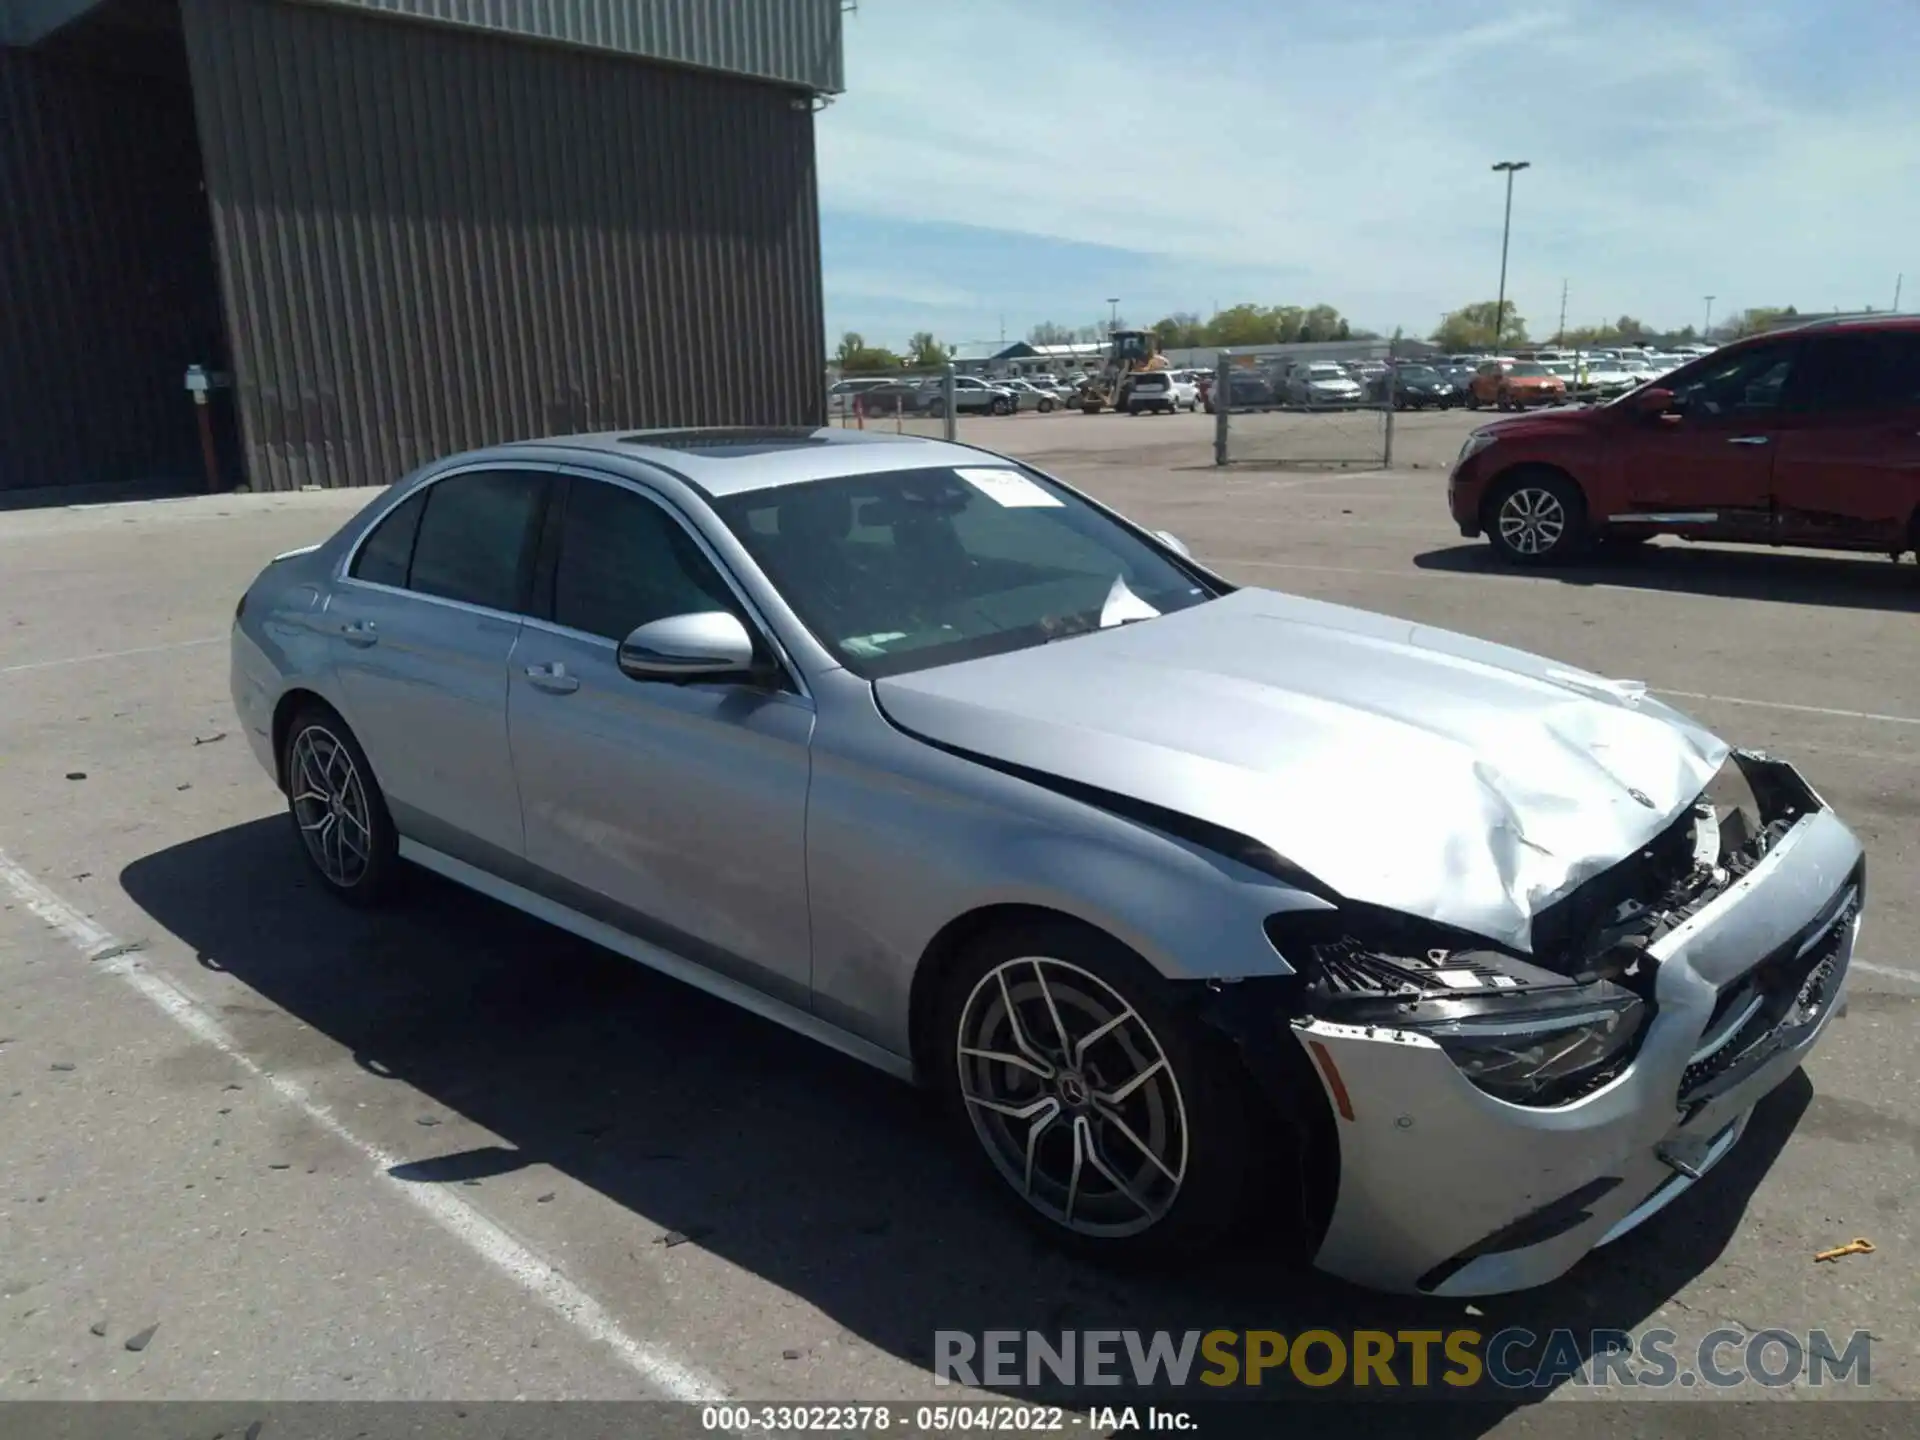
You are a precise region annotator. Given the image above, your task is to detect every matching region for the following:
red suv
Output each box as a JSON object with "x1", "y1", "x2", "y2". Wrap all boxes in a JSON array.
[{"x1": 1448, "y1": 317, "x2": 1920, "y2": 564}]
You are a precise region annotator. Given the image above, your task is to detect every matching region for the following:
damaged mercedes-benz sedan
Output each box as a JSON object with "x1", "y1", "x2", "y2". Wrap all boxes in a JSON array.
[{"x1": 231, "y1": 429, "x2": 1862, "y2": 1296}]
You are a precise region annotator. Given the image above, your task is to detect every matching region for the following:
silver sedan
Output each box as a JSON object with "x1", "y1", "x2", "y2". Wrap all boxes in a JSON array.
[{"x1": 231, "y1": 428, "x2": 1864, "y2": 1294}]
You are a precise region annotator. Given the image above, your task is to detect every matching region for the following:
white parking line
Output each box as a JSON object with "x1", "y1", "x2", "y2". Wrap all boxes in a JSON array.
[
  {"x1": 0, "y1": 846, "x2": 728, "y2": 1403},
  {"x1": 0, "y1": 636, "x2": 225, "y2": 676},
  {"x1": 1655, "y1": 690, "x2": 1920, "y2": 729},
  {"x1": 1853, "y1": 960, "x2": 1920, "y2": 984}
]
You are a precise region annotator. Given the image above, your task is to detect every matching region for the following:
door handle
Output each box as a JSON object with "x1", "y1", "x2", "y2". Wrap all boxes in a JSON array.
[
  {"x1": 340, "y1": 619, "x2": 379, "y2": 648},
  {"x1": 1727, "y1": 435, "x2": 1770, "y2": 446},
  {"x1": 524, "y1": 661, "x2": 580, "y2": 695}
]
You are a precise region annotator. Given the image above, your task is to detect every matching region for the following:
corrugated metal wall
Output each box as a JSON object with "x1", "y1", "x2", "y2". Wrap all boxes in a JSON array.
[
  {"x1": 180, "y1": 0, "x2": 826, "y2": 492},
  {"x1": 310, "y1": 0, "x2": 844, "y2": 94},
  {"x1": 0, "y1": 36, "x2": 225, "y2": 492}
]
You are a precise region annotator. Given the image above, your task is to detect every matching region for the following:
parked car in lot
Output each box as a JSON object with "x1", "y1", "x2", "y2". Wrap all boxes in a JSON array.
[
  {"x1": 1372, "y1": 364, "x2": 1459, "y2": 409},
  {"x1": 1125, "y1": 371, "x2": 1183, "y2": 415},
  {"x1": 1166, "y1": 371, "x2": 1201, "y2": 411},
  {"x1": 1470, "y1": 359, "x2": 1566, "y2": 410},
  {"x1": 1001, "y1": 380, "x2": 1059, "y2": 413},
  {"x1": 1286, "y1": 362, "x2": 1366, "y2": 408},
  {"x1": 856, "y1": 380, "x2": 930, "y2": 417},
  {"x1": 233, "y1": 425, "x2": 1864, "y2": 1294},
  {"x1": 1204, "y1": 371, "x2": 1278, "y2": 411},
  {"x1": 827, "y1": 378, "x2": 896, "y2": 416},
  {"x1": 1570, "y1": 356, "x2": 1643, "y2": 401},
  {"x1": 926, "y1": 375, "x2": 1015, "y2": 418},
  {"x1": 1450, "y1": 315, "x2": 1920, "y2": 564}
]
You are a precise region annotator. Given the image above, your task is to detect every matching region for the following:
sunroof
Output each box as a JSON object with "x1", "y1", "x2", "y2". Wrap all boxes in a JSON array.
[{"x1": 618, "y1": 428, "x2": 836, "y2": 458}]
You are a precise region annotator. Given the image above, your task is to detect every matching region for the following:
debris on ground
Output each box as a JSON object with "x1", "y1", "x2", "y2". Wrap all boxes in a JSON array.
[
  {"x1": 536, "y1": 1192, "x2": 555, "y2": 1204},
  {"x1": 415, "y1": 1116, "x2": 441, "y2": 1127},
  {"x1": 49, "y1": 1062, "x2": 76, "y2": 1072},
  {"x1": 782, "y1": 1349, "x2": 801, "y2": 1360},
  {"x1": 123, "y1": 1323, "x2": 159, "y2": 1352},
  {"x1": 193, "y1": 731, "x2": 226, "y2": 746},
  {"x1": 65, "y1": 772, "x2": 86, "y2": 781},
  {"x1": 88, "y1": 1321, "x2": 107, "y2": 1338},
  {"x1": 1814, "y1": 1238, "x2": 1875, "y2": 1263},
  {"x1": 656, "y1": 1226, "x2": 713, "y2": 1248}
]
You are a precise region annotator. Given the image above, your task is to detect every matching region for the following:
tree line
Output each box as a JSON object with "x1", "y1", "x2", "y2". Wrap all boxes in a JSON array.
[{"x1": 836, "y1": 301, "x2": 1814, "y2": 376}]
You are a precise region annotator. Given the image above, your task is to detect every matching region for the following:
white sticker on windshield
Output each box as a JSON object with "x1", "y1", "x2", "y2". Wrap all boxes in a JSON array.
[{"x1": 956, "y1": 467, "x2": 1063, "y2": 508}]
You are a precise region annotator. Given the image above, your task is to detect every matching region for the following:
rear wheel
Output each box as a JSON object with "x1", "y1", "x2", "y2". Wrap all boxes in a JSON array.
[
  {"x1": 1485, "y1": 469, "x2": 1589, "y2": 566},
  {"x1": 991, "y1": 397, "x2": 1012, "y2": 416},
  {"x1": 934, "y1": 920, "x2": 1263, "y2": 1258},
  {"x1": 281, "y1": 703, "x2": 401, "y2": 906},
  {"x1": 1038, "y1": 398, "x2": 1053, "y2": 413}
]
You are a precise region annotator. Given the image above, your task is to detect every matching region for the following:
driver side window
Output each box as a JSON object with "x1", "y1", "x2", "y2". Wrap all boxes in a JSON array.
[
  {"x1": 550, "y1": 477, "x2": 738, "y2": 643},
  {"x1": 1668, "y1": 342, "x2": 1797, "y2": 417}
]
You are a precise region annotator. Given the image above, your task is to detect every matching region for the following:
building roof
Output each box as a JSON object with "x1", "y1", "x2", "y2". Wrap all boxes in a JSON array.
[{"x1": 7, "y1": 0, "x2": 847, "y2": 93}]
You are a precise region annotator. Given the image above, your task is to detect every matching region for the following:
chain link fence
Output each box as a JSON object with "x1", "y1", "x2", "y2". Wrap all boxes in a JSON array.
[
  {"x1": 826, "y1": 367, "x2": 955, "y2": 439},
  {"x1": 1209, "y1": 347, "x2": 1399, "y2": 469}
]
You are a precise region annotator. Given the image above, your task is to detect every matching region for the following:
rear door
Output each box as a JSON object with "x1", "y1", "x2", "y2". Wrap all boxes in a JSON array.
[
  {"x1": 1769, "y1": 331, "x2": 1920, "y2": 548},
  {"x1": 1619, "y1": 339, "x2": 1798, "y2": 520},
  {"x1": 331, "y1": 468, "x2": 550, "y2": 860}
]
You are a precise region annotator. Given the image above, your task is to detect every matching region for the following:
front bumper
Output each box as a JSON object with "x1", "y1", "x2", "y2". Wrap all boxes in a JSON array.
[{"x1": 1297, "y1": 769, "x2": 1863, "y2": 1295}]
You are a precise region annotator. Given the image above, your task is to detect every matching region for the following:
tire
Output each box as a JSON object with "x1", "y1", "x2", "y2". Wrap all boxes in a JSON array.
[
  {"x1": 1038, "y1": 398, "x2": 1053, "y2": 413},
  {"x1": 926, "y1": 400, "x2": 945, "y2": 419},
  {"x1": 991, "y1": 397, "x2": 1012, "y2": 416},
  {"x1": 933, "y1": 918, "x2": 1265, "y2": 1259},
  {"x1": 1484, "y1": 468, "x2": 1589, "y2": 566},
  {"x1": 1466, "y1": 392, "x2": 1482, "y2": 410},
  {"x1": 281, "y1": 702, "x2": 402, "y2": 906}
]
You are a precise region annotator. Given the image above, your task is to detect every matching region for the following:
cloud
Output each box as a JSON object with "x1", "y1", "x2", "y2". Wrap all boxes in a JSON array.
[{"x1": 818, "y1": 0, "x2": 1918, "y2": 339}]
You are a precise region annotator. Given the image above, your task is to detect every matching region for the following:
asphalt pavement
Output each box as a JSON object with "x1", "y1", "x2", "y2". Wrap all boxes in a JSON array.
[{"x1": 1, "y1": 415, "x2": 1914, "y2": 1434}]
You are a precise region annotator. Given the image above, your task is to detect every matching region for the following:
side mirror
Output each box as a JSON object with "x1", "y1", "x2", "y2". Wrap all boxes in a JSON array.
[
  {"x1": 617, "y1": 611, "x2": 758, "y2": 683},
  {"x1": 1631, "y1": 386, "x2": 1675, "y2": 415},
  {"x1": 1153, "y1": 529, "x2": 1192, "y2": 558}
]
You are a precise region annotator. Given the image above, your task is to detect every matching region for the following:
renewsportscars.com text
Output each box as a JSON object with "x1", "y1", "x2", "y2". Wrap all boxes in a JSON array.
[{"x1": 935, "y1": 1327, "x2": 1871, "y2": 1391}]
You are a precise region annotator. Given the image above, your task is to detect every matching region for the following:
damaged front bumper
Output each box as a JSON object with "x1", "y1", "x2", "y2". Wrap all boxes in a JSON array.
[{"x1": 1295, "y1": 760, "x2": 1863, "y2": 1296}]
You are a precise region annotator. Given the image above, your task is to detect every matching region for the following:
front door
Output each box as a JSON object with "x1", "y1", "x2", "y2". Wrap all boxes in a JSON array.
[
  {"x1": 506, "y1": 472, "x2": 815, "y2": 1007},
  {"x1": 1770, "y1": 330, "x2": 1920, "y2": 549},
  {"x1": 1620, "y1": 340, "x2": 1799, "y2": 521},
  {"x1": 331, "y1": 468, "x2": 549, "y2": 861}
]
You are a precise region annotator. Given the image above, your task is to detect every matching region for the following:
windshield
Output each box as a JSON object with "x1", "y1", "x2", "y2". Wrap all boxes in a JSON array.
[
  {"x1": 1511, "y1": 362, "x2": 1551, "y2": 377},
  {"x1": 713, "y1": 465, "x2": 1219, "y2": 679},
  {"x1": 1398, "y1": 366, "x2": 1439, "y2": 381},
  {"x1": 1307, "y1": 364, "x2": 1346, "y2": 379}
]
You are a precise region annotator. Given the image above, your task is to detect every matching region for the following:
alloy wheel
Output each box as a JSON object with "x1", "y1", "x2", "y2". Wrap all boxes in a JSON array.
[
  {"x1": 956, "y1": 957, "x2": 1189, "y2": 1237},
  {"x1": 288, "y1": 724, "x2": 375, "y2": 888},
  {"x1": 1497, "y1": 486, "x2": 1568, "y2": 557}
]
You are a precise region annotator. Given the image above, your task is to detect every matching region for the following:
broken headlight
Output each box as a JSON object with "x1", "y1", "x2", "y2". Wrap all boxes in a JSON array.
[
  {"x1": 1267, "y1": 913, "x2": 1649, "y2": 1107},
  {"x1": 1392, "y1": 983, "x2": 1646, "y2": 1107}
]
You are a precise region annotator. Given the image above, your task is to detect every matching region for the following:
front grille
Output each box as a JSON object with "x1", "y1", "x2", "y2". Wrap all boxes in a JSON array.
[{"x1": 1679, "y1": 887, "x2": 1856, "y2": 1102}]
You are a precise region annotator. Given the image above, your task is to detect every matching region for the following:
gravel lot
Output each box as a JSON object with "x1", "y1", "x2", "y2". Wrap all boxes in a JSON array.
[{"x1": 1, "y1": 414, "x2": 1913, "y2": 1435}]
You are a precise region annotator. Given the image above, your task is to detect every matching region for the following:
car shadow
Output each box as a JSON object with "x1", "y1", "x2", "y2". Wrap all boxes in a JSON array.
[
  {"x1": 121, "y1": 820, "x2": 1812, "y2": 1432},
  {"x1": 1414, "y1": 541, "x2": 1920, "y2": 614}
]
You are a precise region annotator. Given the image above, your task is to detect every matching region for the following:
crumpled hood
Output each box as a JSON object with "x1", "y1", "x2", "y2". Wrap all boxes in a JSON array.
[{"x1": 873, "y1": 588, "x2": 1728, "y2": 952}]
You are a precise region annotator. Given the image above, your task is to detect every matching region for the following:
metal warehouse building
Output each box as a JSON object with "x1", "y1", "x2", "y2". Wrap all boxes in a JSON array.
[{"x1": 1, "y1": 0, "x2": 842, "y2": 494}]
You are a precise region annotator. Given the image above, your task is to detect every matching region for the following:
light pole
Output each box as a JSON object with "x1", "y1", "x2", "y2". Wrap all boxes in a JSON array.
[
  {"x1": 1703, "y1": 295, "x2": 1715, "y2": 341},
  {"x1": 1107, "y1": 297, "x2": 1120, "y2": 333},
  {"x1": 1490, "y1": 160, "x2": 1530, "y2": 353}
]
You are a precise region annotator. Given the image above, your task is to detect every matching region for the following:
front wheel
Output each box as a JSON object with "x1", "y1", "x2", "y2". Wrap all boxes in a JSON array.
[
  {"x1": 1486, "y1": 469, "x2": 1589, "y2": 566},
  {"x1": 925, "y1": 400, "x2": 945, "y2": 419},
  {"x1": 1038, "y1": 398, "x2": 1053, "y2": 413},
  {"x1": 935, "y1": 920, "x2": 1265, "y2": 1257},
  {"x1": 282, "y1": 704, "x2": 402, "y2": 905},
  {"x1": 991, "y1": 397, "x2": 1012, "y2": 416}
]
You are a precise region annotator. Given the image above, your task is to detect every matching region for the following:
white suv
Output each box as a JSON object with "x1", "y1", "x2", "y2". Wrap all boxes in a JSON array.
[{"x1": 1166, "y1": 371, "x2": 1200, "y2": 410}]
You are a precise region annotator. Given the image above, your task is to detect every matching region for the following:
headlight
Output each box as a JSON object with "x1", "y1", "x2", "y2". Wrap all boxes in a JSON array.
[
  {"x1": 1394, "y1": 983, "x2": 1646, "y2": 1106},
  {"x1": 1457, "y1": 430, "x2": 1498, "y2": 463},
  {"x1": 1267, "y1": 914, "x2": 1648, "y2": 1107}
]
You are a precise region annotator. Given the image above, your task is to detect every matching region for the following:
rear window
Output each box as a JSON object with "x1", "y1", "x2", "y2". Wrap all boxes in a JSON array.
[{"x1": 1132, "y1": 374, "x2": 1168, "y2": 386}]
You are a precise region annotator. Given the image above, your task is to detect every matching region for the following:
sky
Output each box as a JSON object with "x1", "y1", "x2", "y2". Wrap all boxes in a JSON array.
[{"x1": 815, "y1": 0, "x2": 1918, "y2": 350}]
